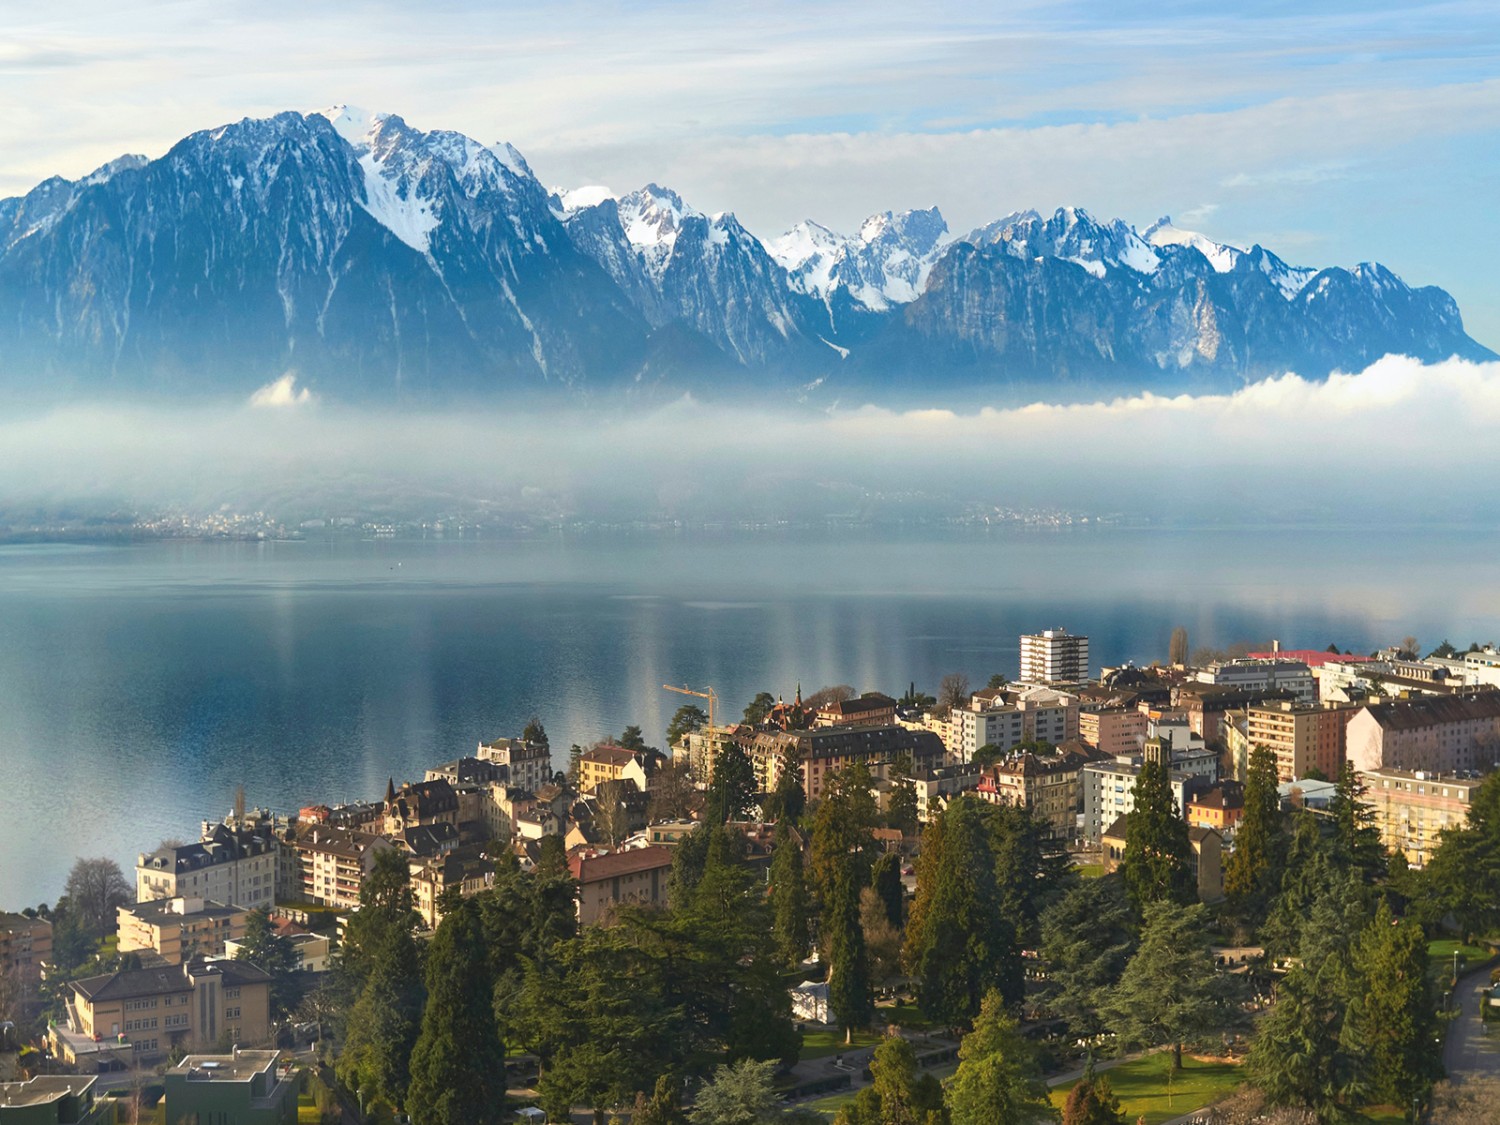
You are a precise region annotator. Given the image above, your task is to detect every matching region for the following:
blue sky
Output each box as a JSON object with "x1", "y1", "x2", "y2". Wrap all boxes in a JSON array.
[{"x1": 4, "y1": 0, "x2": 1498, "y2": 343}]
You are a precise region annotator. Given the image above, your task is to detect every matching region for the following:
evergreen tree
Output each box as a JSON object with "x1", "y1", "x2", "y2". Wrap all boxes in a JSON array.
[
  {"x1": 705, "y1": 739, "x2": 756, "y2": 824},
  {"x1": 871, "y1": 851, "x2": 905, "y2": 931},
  {"x1": 336, "y1": 922, "x2": 426, "y2": 1112},
  {"x1": 667, "y1": 704, "x2": 709, "y2": 748},
  {"x1": 1259, "y1": 812, "x2": 1335, "y2": 959},
  {"x1": 1120, "y1": 761, "x2": 1196, "y2": 912},
  {"x1": 742, "y1": 692, "x2": 778, "y2": 727},
  {"x1": 1224, "y1": 746, "x2": 1287, "y2": 929},
  {"x1": 887, "y1": 754, "x2": 920, "y2": 836},
  {"x1": 904, "y1": 798, "x2": 1019, "y2": 1026},
  {"x1": 1246, "y1": 960, "x2": 1369, "y2": 1124},
  {"x1": 825, "y1": 860, "x2": 873, "y2": 1040},
  {"x1": 1343, "y1": 900, "x2": 1443, "y2": 1113},
  {"x1": 947, "y1": 989, "x2": 1055, "y2": 1125},
  {"x1": 1330, "y1": 763, "x2": 1384, "y2": 881},
  {"x1": 233, "y1": 908, "x2": 301, "y2": 1020},
  {"x1": 764, "y1": 743, "x2": 806, "y2": 825},
  {"x1": 521, "y1": 715, "x2": 548, "y2": 748},
  {"x1": 976, "y1": 800, "x2": 1073, "y2": 946},
  {"x1": 810, "y1": 762, "x2": 880, "y2": 893},
  {"x1": 1102, "y1": 901, "x2": 1240, "y2": 1070},
  {"x1": 688, "y1": 1058, "x2": 781, "y2": 1125},
  {"x1": 835, "y1": 1035, "x2": 945, "y2": 1125},
  {"x1": 769, "y1": 819, "x2": 810, "y2": 968},
  {"x1": 1061, "y1": 1057, "x2": 1124, "y2": 1125},
  {"x1": 407, "y1": 899, "x2": 506, "y2": 1125},
  {"x1": 619, "y1": 724, "x2": 649, "y2": 751},
  {"x1": 669, "y1": 823, "x2": 714, "y2": 905},
  {"x1": 1038, "y1": 875, "x2": 1138, "y2": 1036}
]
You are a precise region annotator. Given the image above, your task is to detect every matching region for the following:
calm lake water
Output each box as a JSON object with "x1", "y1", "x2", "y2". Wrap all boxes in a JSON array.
[{"x1": 3, "y1": 525, "x2": 1500, "y2": 906}]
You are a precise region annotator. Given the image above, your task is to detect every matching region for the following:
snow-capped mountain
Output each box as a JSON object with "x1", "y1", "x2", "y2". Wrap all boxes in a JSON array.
[{"x1": 0, "y1": 108, "x2": 1490, "y2": 402}]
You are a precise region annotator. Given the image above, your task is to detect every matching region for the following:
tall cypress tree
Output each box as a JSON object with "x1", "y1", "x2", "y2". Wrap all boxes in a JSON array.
[
  {"x1": 769, "y1": 819, "x2": 810, "y2": 968},
  {"x1": 825, "y1": 860, "x2": 873, "y2": 1041},
  {"x1": 1121, "y1": 760, "x2": 1196, "y2": 912},
  {"x1": 871, "y1": 851, "x2": 905, "y2": 931},
  {"x1": 407, "y1": 899, "x2": 506, "y2": 1125},
  {"x1": 1224, "y1": 745, "x2": 1287, "y2": 928}
]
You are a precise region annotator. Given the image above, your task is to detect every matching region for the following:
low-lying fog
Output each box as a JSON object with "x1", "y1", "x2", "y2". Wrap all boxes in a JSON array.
[{"x1": 2, "y1": 354, "x2": 1495, "y2": 526}]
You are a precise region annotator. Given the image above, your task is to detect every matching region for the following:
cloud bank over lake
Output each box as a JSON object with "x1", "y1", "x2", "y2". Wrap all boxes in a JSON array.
[{"x1": 1, "y1": 354, "x2": 1492, "y2": 525}]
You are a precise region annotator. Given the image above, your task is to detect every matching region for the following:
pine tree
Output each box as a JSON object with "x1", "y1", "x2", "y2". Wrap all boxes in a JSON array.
[
  {"x1": 233, "y1": 908, "x2": 301, "y2": 1019},
  {"x1": 705, "y1": 738, "x2": 756, "y2": 824},
  {"x1": 1224, "y1": 745, "x2": 1287, "y2": 928},
  {"x1": 825, "y1": 860, "x2": 873, "y2": 1041},
  {"x1": 406, "y1": 899, "x2": 506, "y2": 1125},
  {"x1": 871, "y1": 851, "x2": 905, "y2": 930},
  {"x1": 769, "y1": 819, "x2": 810, "y2": 968},
  {"x1": 336, "y1": 922, "x2": 426, "y2": 1112},
  {"x1": 887, "y1": 754, "x2": 919, "y2": 836},
  {"x1": 947, "y1": 989, "x2": 1055, "y2": 1125},
  {"x1": 1120, "y1": 760, "x2": 1196, "y2": 912},
  {"x1": 1038, "y1": 875, "x2": 1138, "y2": 1036},
  {"x1": 1330, "y1": 762, "x2": 1385, "y2": 881}
]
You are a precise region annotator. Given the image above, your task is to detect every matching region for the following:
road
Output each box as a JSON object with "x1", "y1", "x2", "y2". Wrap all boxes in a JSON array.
[{"x1": 1444, "y1": 963, "x2": 1500, "y2": 1082}]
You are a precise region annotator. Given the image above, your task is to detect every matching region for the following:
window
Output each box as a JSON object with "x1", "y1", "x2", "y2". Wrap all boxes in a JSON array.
[{"x1": 226, "y1": 1006, "x2": 241, "y2": 1018}]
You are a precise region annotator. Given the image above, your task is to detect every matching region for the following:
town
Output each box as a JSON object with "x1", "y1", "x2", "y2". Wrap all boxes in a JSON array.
[{"x1": 4, "y1": 627, "x2": 1500, "y2": 1125}]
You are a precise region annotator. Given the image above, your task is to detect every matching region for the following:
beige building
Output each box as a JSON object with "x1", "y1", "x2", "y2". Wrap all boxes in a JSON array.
[
  {"x1": 749, "y1": 725, "x2": 946, "y2": 803},
  {"x1": 973, "y1": 743, "x2": 1099, "y2": 838},
  {"x1": 477, "y1": 736, "x2": 553, "y2": 794},
  {"x1": 815, "y1": 693, "x2": 898, "y2": 729},
  {"x1": 0, "y1": 913, "x2": 52, "y2": 997},
  {"x1": 1243, "y1": 701, "x2": 1355, "y2": 782},
  {"x1": 567, "y1": 847, "x2": 674, "y2": 925},
  {"x1": 59, "y1": 959, "x2": 272, "y2": 1066},
  {"x1": 136, "y1": 825, "x2": 278, "y2": 912},
  {"x1": 279, "y1": 826, "x2": 394, "y2": 910},
  {"x1": 1346, "y1": 695, "x2": 1500, "y2": 774},
  {"x1": 1358, "y1": 767, "x2": 1485, "y2": 868},
  {"x1": 1078, "y1": 705, "x2": 1148, "y2": 757},
  {"x1": 1101, "y1": 816, "x2": 1223, "y2": 903},
  {"x1": 116, "y1": 898, "x2": 248, "y2": 965}
]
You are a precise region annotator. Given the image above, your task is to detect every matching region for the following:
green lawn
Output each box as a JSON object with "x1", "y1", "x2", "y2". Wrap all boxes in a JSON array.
[
  {"x1": 1076, "y1": 863, "x2": 1106, "y2": 879},
  {"x1": 1048, "y1": 1052, "x2": 1245, "y2": 1125},
  {"x1": 801, "y1": 1026, "x2": 884, "y2": 1059},
  {"x1": 877, "y1": 1002, "x2": 938, "y2": 1031}
]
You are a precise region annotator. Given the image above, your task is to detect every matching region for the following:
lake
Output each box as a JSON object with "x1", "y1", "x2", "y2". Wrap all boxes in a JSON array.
[{"x1": 3, "y1": 524, "x2": 1499, "y2": 906}]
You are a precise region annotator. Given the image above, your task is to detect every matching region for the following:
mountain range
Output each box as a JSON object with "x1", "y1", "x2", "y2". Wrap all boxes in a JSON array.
[{"x1": 0, "y1": 106, "x2": 1491, "y2": 404}]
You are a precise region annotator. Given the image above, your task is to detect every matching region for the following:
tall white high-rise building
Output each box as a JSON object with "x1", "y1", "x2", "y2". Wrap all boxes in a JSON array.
[{"x1": 1020, "y1": 628, "x2": 1090, "y2": 684}]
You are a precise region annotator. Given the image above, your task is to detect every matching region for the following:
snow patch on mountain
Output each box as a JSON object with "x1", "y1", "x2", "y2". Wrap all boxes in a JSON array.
[
  {"x1": 1143, "y1": 216, "x2": 1241, "y2": 273},
  {"x1": 769, "y1": 206, "x2": 948, "y2": 310},
  {"x1": 556, "y1": 185, "x2": 614, "y2": 214}
]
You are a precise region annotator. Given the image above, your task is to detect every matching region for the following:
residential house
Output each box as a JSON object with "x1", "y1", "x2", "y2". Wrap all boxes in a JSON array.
[
  {"x1": 577, "y1": 745, "x2": 658, "y2": 795},
  {"x1": 382, "y1": 778, "x2": 460, "y2": 836},
  {"x1": 1187, "y1": 784, "x2": 1245, "y2": 835},
  {"x1": 568, "y1": 846, "x2": 674, "y2": 925},
  {"x1": 749, "y1": 725, "x2": 945, "y2": 803},
  {"x1": 116, "y1": 898, "x2": 248, "y2": 965},
  {"x1": 477, "y1": 736, "x2": 553, "y2": 794},
  {"x1": 410, "y1": 849, "x2": 497, "y2": 930},
  {"x1": 974, "y1": 742, "x2": 1101, "y2": 839},
  {"x1": 0, "y1": 913, "x2": 52, "y2": 1002}
]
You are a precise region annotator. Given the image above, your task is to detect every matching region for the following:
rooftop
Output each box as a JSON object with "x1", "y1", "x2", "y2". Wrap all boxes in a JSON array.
[
  {"x1": 0, "y1": 1075, "x2": 96, "y2": 1107},
  {"x1": 171, "y1": 1050, "x2": 280, "y2": 1083}
]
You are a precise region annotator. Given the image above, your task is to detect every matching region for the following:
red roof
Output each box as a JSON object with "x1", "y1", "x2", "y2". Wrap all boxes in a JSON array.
[
  {"x1": 1247, "y1": 650, "x2": 1373, "y2": 668},
  {"x1": 567, "y1": 845, "x2": 673, "y2": 883}
]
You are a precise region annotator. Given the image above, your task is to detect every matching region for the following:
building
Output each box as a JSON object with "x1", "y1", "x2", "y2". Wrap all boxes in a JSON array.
[
  {"x1": 1187, "y1": 784, "x2": 1245, "y2": 834},
  {"x1": 1195, "y1": 659, "x2": 1317, "y2": 706},
  {"x1": 912, "y1": 763, "x2": 983, "y2": 824},
  {"x1": 953, "y1": 705, "x2": 1025, "y2": 763},
  {"x1": 0, "y1": 913, "x2": 52, "y2": 1000},
  {"x1": 1346, "y1": 695, "x2": 1500, "y2": 774},
  {"x1": 383, "y1": 777, "x2": 459, "y2": 836},
  {"x1": 1241, "y1": 701, "x2": 1356, "y2": 782},
  {"x1": 223, "y1": 932, "x2": 330, "y2": 975},
  {"x1": 577, "y1": 745, "x2": 657, "y2": 795},
  {"x1": 749, "y1": 725, "x2": 946, "y2": 802},
  {"x1": 974, "y1": 742, "x2": 1100, "y2": 838},
  {"x1": 162, "y1": 1050, "x2": 297, "y2": 1125},
  {"x1": 815, "y1": 693, "x2": 898, "y2": 729},
  {"x1": 410, "y1": 849, "x2": 497, "y2": 930},
  {"x1": 1173, "y1": 682, "x2": 1297, "y2": 747},
  {"x1": 1020, "y1": 628, "x2": 1090, "y2": 684},
  {"x1": 116, "y1": 898, "x2": 249, "y2": 965},
  {"x1": 477, "y1": 736, "x2": 553, "y2": 794},
  {"x1": 278, "y1": 826, "x2": 394, "y2": 910},
  {"x1": 674, "y1": 725, "x2": 742, "y2": 783},
  {"x1": 59, "y1": 959, "x2": 272, "y2": 1066},
  {"x1": 1358, "y1": 767, "x2": 1487, "y2": 868},
  {"x1": 567, "y1": 847, "x2": 674, "y2": 925},
  {"x1": 136, "y1": 824, "x2": 278, "y2": 913},
  {"x1": 0, "y1": 1077, "x2": 110, "y2": 1125},
  {"x1": 1080, "y1": 742, "x2": 1218, "y2": 843},
  {"x1": 1078, "y1": 705, "x2": 1148, "y2": 757},
  {"x1": 1100, "y1": 816, "x2": 1224, "y2": 903}
]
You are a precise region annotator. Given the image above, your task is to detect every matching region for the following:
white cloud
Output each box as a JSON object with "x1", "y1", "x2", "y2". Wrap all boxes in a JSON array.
[{"x1": 249, "y1": 373, "x2": 314, "y2": 408}]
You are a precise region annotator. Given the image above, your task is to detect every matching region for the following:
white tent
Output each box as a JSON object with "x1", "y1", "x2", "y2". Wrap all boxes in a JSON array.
[{"x1": 790, "y1": 979, "x2": 831, "y2": 1024}]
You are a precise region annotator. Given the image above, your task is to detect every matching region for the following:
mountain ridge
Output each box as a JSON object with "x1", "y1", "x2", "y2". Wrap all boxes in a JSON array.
[{"x1": 0, "y1": 107, "x2": 1490, "y2": 404}]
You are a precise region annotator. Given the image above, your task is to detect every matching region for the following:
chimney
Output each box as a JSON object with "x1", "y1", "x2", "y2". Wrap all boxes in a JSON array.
[{"x1": 1272, "y1": 639, "x2": 1280, "y2": 653}]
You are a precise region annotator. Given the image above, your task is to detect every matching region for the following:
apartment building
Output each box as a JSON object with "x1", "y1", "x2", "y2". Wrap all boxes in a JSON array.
[
  {"x1": 577, "y1": 745, "x2": 658, "y2": 795},
  {"x1": 477, "y1": 736, "x2": 554, "y2": 794},
  {"x1": 1195, "y1": 659, "x2": 1317, "y2": 706},
  {"x1": 136, "y1": 825, "x2": 278, "y2": 913},
  {"x1": 568, "y1": 847, "x2": 674, "y2": 925},
  {"x1": 0, "y1": 913, "x2": 52, "y2": 995},
  {"x1": 1080, "y1": 744, "x2": 1219, "y2": 843},
  {"x1": 1240, "y1": 701, "x2": 1356, "y2": 782},
  {"x1": 750, "y1": 725, "x2": 946, "y2": 802},
  {"x1": 383, "y1": 778, "x2": 460, "y2": 836},
  {"x1": 815, "y1": 693, "x2": 898, "y2": 729},
  {"x1": 1020, "y1": 628, "x2": 1090, "y2": 684},
  {"x1": 116, "y1": 898, "x2": 248, "y2": 965},
  {"x1": 1346, "y1": 695, "x2": 1500, "y2": 774},
  {"x1": 278, "y1": 826, "x2": 394, "y2": 910},
  {"x1": 1357, "y1": 767, "x2": 1487, "y2": 868},
  {"x1": 162, "y1": 1050, "x2": 297, "y2": 1125},
  {"x1": 953, "y1": 706, "x2": 1025, "y2": 763},
  {"x1": 974, "y1": 742, "x2": 1099, "y2": 838},
  {"x1": 59, "y1": 959, "x2": 272, "y2": 1066},
  {"x1": 1078, "y1": 705, "x2": 1148, "y2": 757}
]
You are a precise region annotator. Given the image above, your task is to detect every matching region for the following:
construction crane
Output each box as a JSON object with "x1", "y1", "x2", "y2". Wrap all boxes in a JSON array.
[{"x1": 663, "y1": 683, "x2": 718, "y2": 740}]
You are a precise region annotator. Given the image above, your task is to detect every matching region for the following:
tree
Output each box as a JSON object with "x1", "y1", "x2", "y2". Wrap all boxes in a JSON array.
[
  {"x1": 986, "y1": 673, "x2": 1008, "y2": 691},
  {"x1": 871, "y1": 851, "x2": 905, "y2": 931},
  {"x1": 824, "y1": 861, "x2": 873, "y2": 1040},
  {"x1": 336, "y1": 922, "x2": 426, "y2": 1112},
  {"x1": 900, "y1": 682, "x2": 937, "y2": 709},
  {"x1": 1246, "y1": 959, "x2": 1368, "y2": 1124},
  {"x1": 1038, "y1": 875, "x2": 1138, "y2": 1036},
  {"x1": 62, "y1": 857, "x2": 131, "y2": 941},
  {"x1": 939, "y1": 673, "x2": 972, "y2": 710},
  {"x1": 1224, "y1": 746, "x2": 1287, "y2": 929},
  {"x1": 1329, "y1": 763, "x2": 1384, "y2": 881},
  {"x1": 594, "y1": 778, "x2": 634, "y2": 847},
  {"x1": 742, "y1": 692, "x2": 778, "y2": 727},
  {"x1": 1343, "y1": 900, "x2": 1442, "y2": 1113},
  {"x1": 705, "y1": 738, "x2": 756, "y2": 824},
  {"x1": 860, "y1": 887, "x2": 902, "y2": 982},
  {"x1": 1120, "y1": 761, "x2": 1196, "y2": 912},
  {"x1": 810, "y1": 762, "x2": 880, "y2": 894},
  {"x1": 1061, "y1": 1058, "x2": 1125, "y2": 1125},
  {"x1": 976, "y1": 800, "x2": 1072, "y2": 947},
  {"x1": 536, "y1": 834, "x2": 568, "y2": 879},
  {"x1": 668, "y1": 704, "x2": 709, "y2": 748},
  {"x1": 887, "y1": 754, "x2": 919, "y2": 836},
  {"x1": 836, "y1": 1034, "x2": 944, "y2": 1125},
  {"x1": 1168, "y1": 627, "x2": 1190, "y2": 667},
  {"x1": 234, "y1": 909, "x2": 301, "y2": 1020},
  {"x1": 769, "y1": 820, "x2": 810, "y2": 968},
  {"x1": 669, "y1": 824, "x2": 713, "y2": 905},
  {"x1": 406, "y1": 900, "x2": 506, "y2": 1125},
  {"x1": 1103, "y1": 901, "x2": 1241, "y2": 1070},
  {"x1": 649, "y1": 762, "x2": 697, "y2": 822},
  {"x1": 764, "y1": 744, "x2": 806, "y2": 824},
  {"x1": 948, "y1": 989, "x2": 1055, "y2": 1125},
  {"x1": 522, "y1": 716, "x2": 549, "y2": 748},
  {"x1": 689, "y1": 1058, "x2": 783, "y2": 1125},
  {"x1": 619, "y1": 725, "x2": 649, "y2": 751},
  {"x1": 904, "y1": 798, "x2": 1020, "y2": 1026},
  {"x1": 633, "y1": 1074, "x2": 688, "y2": 1125}
]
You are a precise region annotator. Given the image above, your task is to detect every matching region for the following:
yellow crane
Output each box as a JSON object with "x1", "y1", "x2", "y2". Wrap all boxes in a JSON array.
[{"x1": 663, "y1": 683, "x2": 718, "y2": 736}]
